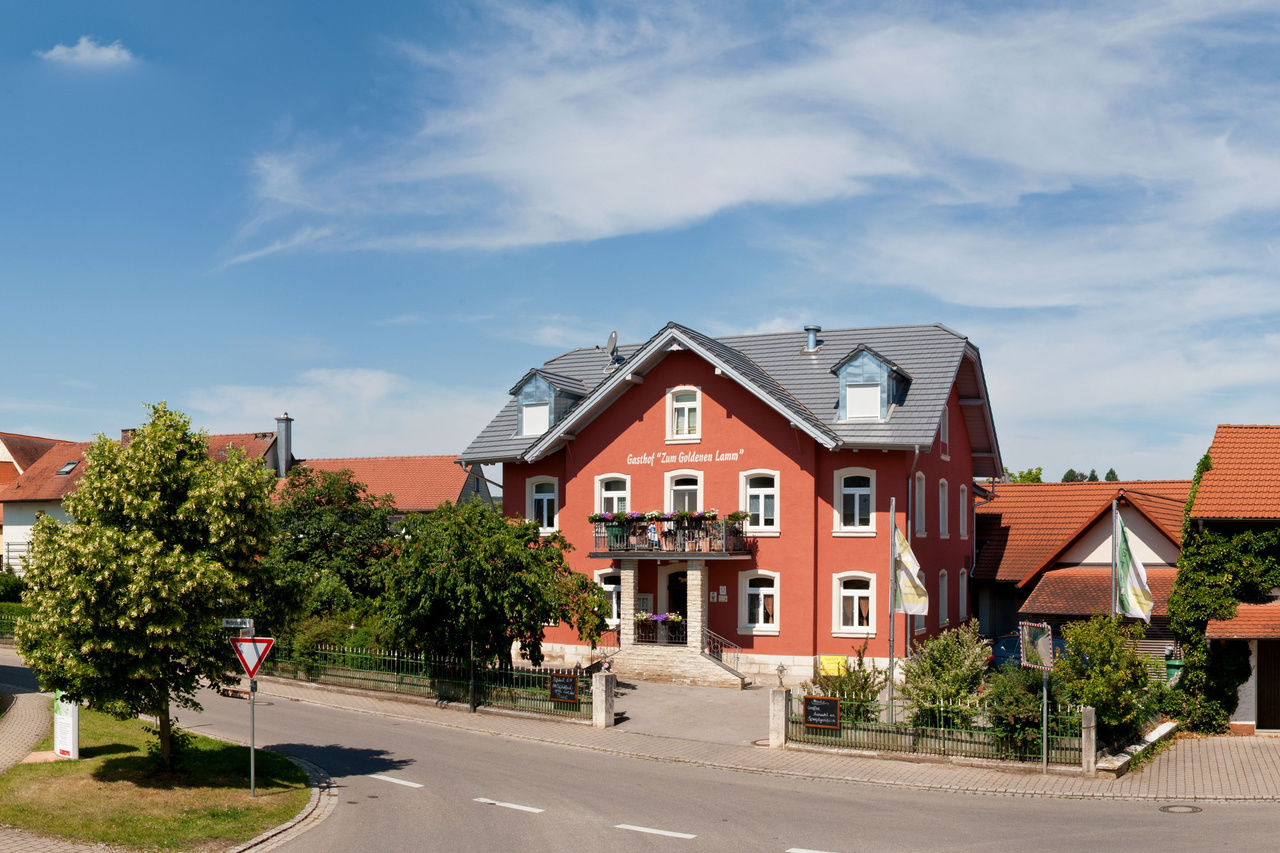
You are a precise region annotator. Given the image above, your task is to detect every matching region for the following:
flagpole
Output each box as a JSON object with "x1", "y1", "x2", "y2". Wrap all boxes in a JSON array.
[
  {"x1": 1111, "y1": 499, "x2": 1119, "y2": 618},
  {"x1": 888, "y1": 497, "x2": 897, "y2": 725}
]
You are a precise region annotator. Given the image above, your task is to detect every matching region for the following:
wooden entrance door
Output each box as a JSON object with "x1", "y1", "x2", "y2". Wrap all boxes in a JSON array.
[{"x1": 1258, "y1": 640, "x2": 1280, "y2": 729}]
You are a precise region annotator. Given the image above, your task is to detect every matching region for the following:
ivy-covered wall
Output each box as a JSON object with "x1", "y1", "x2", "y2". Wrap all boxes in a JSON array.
[{"x1": 1166, "y1": 451, "x2": 1280, "y2": 731}]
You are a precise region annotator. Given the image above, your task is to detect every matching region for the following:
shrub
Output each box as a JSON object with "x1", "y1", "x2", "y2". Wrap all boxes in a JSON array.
[
  {"x1": 0, "y1": 571, "x2": 25, "y2": 603},
  {"x1": 1054, "y1": 615, "x2": 1156, "y2": 747},
  {"x1": 800, "y1": 642, "x2": 886, "y2": 722},
  {"x1": 983, "y1": 663, "x2": 1057, "y2": 759},
  {"x1": 899, "y1": 623, "x2": 988, "y2": 728}
]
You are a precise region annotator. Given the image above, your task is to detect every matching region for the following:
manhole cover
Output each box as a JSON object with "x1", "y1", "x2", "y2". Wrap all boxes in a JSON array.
[{"x1": 1159, "y1": 804, "x2": 1202, "y2": 814}]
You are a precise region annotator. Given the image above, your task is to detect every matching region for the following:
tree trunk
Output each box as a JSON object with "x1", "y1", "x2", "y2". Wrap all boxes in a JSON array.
[{"x1": 157, "y1": 703, "x2": 173, "y2": 771}]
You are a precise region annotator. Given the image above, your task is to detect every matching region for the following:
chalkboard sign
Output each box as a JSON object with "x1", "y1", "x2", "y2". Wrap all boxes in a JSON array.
[
  {"x1": 803, "y1": 695, "x2": 840, "y2": 730},
  {"x1": 549, "y1": 673, "x2": 578, "y2": 704}
]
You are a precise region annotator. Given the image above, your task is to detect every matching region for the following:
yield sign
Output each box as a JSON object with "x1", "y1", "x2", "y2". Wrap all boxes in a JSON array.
[{"x1": 231, "y1": 637, "x2": 275, "y2": 679}]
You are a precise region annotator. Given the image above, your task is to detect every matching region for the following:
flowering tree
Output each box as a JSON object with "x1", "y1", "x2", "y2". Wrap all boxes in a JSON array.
[{"x1": 17, "y1": 403, "x2": 274, "y2": 769}]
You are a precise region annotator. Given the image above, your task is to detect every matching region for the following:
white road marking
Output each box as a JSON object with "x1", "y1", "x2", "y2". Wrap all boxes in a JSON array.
[
  {"x1": 787, "y1": 848, "x2": 840, "y2": 853},
  {"x1": 615, "y1": 824, "x2": 697, "y2": 839},
  {"x1": 473, "y1": 797, "x2": 545, "y2": 813},
  {"x1": 367, "y1": 773, "x2": 424, "y2": 788}
]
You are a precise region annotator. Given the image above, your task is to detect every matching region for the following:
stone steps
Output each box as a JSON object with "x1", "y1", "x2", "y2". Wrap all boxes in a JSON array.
[{"x1": 608, "y1": 644, "x2": 749, "y2": 689}]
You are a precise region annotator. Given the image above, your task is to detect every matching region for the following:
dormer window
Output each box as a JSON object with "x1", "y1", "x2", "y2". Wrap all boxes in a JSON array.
[
  {"x1": 833, "y1": 349, "x2": 904, "y2": 421},
  {"x1": 516, "y1": 375, "x2": 554, "y2": 437}
]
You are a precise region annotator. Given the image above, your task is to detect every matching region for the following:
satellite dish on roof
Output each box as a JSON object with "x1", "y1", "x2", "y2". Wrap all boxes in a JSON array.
[{"x1": 606, "y1": 331, "x2": 618, "y2": 356}]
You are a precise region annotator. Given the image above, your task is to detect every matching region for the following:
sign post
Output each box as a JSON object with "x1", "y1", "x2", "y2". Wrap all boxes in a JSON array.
[
  {"x1": 1019, "y1": 621, "x2": 1054, "y2": 774},
  {"x1": 230, "y1": 637, "x2": 274, "y2": 798}
]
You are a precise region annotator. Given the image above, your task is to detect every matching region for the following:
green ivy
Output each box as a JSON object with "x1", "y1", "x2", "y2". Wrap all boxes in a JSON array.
[{"x1": 1165, "y1": 450, "x2": 1280, "y2": 732}]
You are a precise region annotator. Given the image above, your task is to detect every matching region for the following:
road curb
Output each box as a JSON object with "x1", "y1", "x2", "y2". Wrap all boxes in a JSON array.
[{"x1": 226, "y1": 755, "x2": 336, "y2": 853}]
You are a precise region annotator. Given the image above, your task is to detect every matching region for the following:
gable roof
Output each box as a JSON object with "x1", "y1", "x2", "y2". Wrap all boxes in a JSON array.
[
  {"x1": 508, "y1": 368, "x2": 590, "y2": 397},
  {"x1": 0, "y1": 432, "x2": 281, "y2": 505},
  {"x1": 1191, "y1": 425, "x2": 1280, "y2": 520},
  {"x1": 462, "y1": 321, "x2": 1002, "y2": 475},
  {"x1": 0, "y1": 432, "x2": 63, "y2": 473},
  {"x1": 973, "y1": 480, "x2": 1191, "y2": 584},
  {"x1": 1019, "y1": 566, "x2": 1178, "y2": 618},
  {"x1": 299, "y1": 456, "x2": 480, "y2": 513}
]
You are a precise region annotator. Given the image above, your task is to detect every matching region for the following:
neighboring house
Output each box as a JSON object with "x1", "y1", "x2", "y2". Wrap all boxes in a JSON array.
[
  {"x1": 0, "y1": 431, "x2": 66, "y2": 566},
  {"x1": 0, "y1": 415, "x2": 297, "y2": 574},
  {"x1": 460, "y1": 321, "x2": 1001, "y2": 685},
  {"x1": 298, "y1": 455, "x2": 492, "y2": 518},
  {"x1": 1193, "y1": 425, "x2": 1280, "y2": 733},
  {"x1": 972, "y1": 480, "x2": 1190, "y2": 665}
]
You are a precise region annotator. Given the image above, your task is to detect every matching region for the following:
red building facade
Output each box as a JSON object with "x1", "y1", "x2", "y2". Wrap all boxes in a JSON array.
[{"x1": 462, "y1": 323, "x2": 1001, "y2": 685}]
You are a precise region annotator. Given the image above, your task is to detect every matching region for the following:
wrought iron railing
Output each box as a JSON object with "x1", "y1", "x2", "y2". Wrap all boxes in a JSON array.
[
  {"x1": 592, "y1": 519, "x2": 749, "y2": 554},
  {"x1": 702, "y1": 627, "x2": 743, "y2": 672},
  {"x1": 788, "y1": 695, "x2": 1083, "y2": 765},
  {"x1": 592, "y1": 627, "x2": 620, "y2": 662},
  {"x1": 261, "y1": 642, "x2": 593, "y2": 719},
  {"x1": 634, "y1": 619, "x2": 688, "y2": 645}
]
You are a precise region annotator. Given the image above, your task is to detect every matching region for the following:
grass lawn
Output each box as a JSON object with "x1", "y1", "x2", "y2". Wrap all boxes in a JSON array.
[{"x1": 0, "y1": 707, "x2": 311, "y2": 852}]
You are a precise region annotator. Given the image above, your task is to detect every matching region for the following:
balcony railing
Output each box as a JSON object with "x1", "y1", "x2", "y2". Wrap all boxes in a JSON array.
[
  {"x1": 592, "y1": 519, "x2": 749, "y2": 554},
  {"x1": 634, "y1": 618, "x2": 687, "y2": 646}
]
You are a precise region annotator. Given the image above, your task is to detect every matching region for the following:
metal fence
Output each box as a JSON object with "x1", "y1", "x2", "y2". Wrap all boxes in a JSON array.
[
  {"x1": 0, "y1": 616, "x2": 14, "y2": 644},
  {"x1": 261, "y1": 642, "x2": 593, "y2": 719},
  {"x1": 788, "y1": 695, "x2": 1083, "y2": 766}
]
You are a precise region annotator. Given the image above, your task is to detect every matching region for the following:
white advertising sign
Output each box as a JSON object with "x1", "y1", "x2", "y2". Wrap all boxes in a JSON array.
[{"x1": 53, "y1": 689, "x2": 79, "y2": 760}]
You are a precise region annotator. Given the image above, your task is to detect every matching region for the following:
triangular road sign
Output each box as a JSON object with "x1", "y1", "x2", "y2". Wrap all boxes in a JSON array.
[{"x1": 231, "y1": 637, "x2": 275, "y2": 679}]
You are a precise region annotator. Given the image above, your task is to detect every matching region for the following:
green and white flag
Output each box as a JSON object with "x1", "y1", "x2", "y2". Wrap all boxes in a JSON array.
[
  {"x1": 893, "y1": 527, "x2": 929, "y2": 616},
  {"x1": 1116, "y1": 514, "x2": 1153, "y2": 623}
]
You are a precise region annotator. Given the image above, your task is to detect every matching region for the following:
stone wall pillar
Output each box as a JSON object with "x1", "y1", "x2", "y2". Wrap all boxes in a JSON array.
[
  {"x1": 686, "y1": 559, "x2": 706, "y2": 651},
  {"x1": 592, "y1": 672, "x2": 616, "y2": 729},
  {"x1": 1081, "y1": 706, "x2": 1097, "y2": 776},
  {"x1": 618, "y1": 560, "x2": 638, "y2": 646},
  {"x1": 769, "y1": 687, "x2": 791, "y2": 748}
]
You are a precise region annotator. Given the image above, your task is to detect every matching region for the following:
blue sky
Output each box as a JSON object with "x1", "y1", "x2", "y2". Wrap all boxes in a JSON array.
[{"x1": 5, "y1": 1, "x2": 1280, "y2": 481}]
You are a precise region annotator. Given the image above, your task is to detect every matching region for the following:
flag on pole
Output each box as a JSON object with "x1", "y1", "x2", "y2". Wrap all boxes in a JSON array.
[
  {"x1": 1115, "y1": 514, "x2": 1153, "y2": 623},
  {"x1": 893, "y1": 526, "x2": 929, "y2": 615}
]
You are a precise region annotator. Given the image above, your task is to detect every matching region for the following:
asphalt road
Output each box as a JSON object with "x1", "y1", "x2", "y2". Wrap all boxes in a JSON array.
[{"x1": 177, "y1": 688, "x2": 1279, "y2": 853}]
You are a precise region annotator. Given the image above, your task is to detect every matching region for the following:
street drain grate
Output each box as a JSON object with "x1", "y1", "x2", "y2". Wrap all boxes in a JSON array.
[{"x1": 1159, "y1": 804, "x2": 1203, "y2": 814}]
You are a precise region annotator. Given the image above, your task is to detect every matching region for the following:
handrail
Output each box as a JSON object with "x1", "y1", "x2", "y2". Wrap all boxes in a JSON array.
[{"x1": 702, "y1": 626, "x2": 744, "y2": 673}]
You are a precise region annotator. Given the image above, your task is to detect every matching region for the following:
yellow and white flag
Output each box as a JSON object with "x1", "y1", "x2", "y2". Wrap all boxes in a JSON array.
[
  {"x1": 1116, "y1": 515, "x2": 1153, "y2": 623},
  {"x1": 893, "y1": 526, "x2": 929, "y2": 616}
]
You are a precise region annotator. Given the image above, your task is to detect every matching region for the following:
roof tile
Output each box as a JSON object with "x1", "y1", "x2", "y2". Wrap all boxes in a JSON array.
[
  {"x1": 300, "y1": 456, "x2": 476, "y2": 513},
  {"x1": 1205, "y1": 602, "x2": 1280, "y2": 639},
  {"x1": 1191, "y1": 425, "x2": 1280, "y2": 520},
  {"x1": 1020, "y1": 566, "x2": 1177, "y2": 617}
]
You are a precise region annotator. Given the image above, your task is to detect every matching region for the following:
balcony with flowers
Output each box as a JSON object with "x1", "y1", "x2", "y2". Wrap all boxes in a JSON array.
[{"x1": 587, "y1": 509, "x2": 753, "y2": 558}]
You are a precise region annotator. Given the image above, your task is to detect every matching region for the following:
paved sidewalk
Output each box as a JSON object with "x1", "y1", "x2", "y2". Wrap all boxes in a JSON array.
[{"x1": 252, "y1": 675, "x2": 1280, "y2": 801}]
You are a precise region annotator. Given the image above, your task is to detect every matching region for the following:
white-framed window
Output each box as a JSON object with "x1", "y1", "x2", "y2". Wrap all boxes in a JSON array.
[
  {"x1": 666, "y1": 386, "x2": 701, "y2": 443},
  {"x1": 595, "y1": 570, "x2": 621, "y2": 628},
  {"x1": 739, "y1": 570, "x2": 779, "y2": 635},
  {"x1": 940, "y1": 405, "x2": 950, "y2": 460},
  {"x1": 595, "y1": 474, "x2": 631, "y2": 514},
  {"x1": 959, "y1": 568, "x2": 968, "y2": 621},
  {"x1": 832, "y1": 571, "x2": 875, "y2": 637},
  {"x1": 527, "y1": 476, "x2": 558, "y2": 533},
  {"x1": 914, "y1": 472, "x2": 927, "y2": 537},
  {"x1": 833, "y1": 467, "x2": 875, "y2": 536},
  {"x1": 516, "y1": 375, "x2": 554, "y2": 437},
  {"x1": 740, "y1": 469, "x2": 780, "y2": 535},
  {"x1": 959, "y1": 484, "x2": 968, "y2": 539},
  {"x1": 914, "y1": 569, "x2": 926, "y2": 634},
  {"x1": 939, "y1": 570, "x2": 949, "y2": 626},
  {"x1": 664, "y1": 469, "x2": 702, "y2": 513},
  {"x1": 939, "y1": 479, "x2": 949, "y2": 539}
]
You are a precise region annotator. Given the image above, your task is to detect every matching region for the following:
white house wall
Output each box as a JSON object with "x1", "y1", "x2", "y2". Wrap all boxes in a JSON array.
[
  {"x1": 1057, "y1": 506, "x2": 1180, "y2": 567},
  {"x1": 3, "y1": 500, "x2": 70, "y2": 573}
]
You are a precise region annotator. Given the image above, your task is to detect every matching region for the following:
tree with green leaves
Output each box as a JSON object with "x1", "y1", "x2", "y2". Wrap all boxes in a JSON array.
[
  {"x1": 1005, "y1": 466, "x2": 1043, "y2": 483},
  {"x1": 899, "y1": 622, "x2": 989, "y2": 727},
  {"x1": 381, "y1": 501, "x2": 610, "y2": 667},
  {"x1": 1054, "y1": 615, "x2": 1155, "y2": 745},
  {"x1": 17, "y1": 403, "x2": 274, "y2": 769},
  {"x1": 1104, "y1": 468, "x2": 1119, "y2": 481},
  {"x1": 251, "y1": 465, "x2": 397, "y2": 635}
]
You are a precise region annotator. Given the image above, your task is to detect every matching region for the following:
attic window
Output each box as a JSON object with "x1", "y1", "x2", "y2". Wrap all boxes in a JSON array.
[
  {"x1": 56, "y1": 461, "x2": 78, "y2": 476},
  {"x1": 516, "y1": 375, "x2": 554, "y2": 437},
  {"x1": 837, "y1": 351, "x2": 895, "y2": 420}
]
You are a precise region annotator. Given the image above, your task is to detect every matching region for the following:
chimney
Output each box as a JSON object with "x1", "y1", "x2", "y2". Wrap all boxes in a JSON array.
[
  {"x1": 804, "y1": 324, "x2": 822, "y2": 353},
  {"x1": 275, "y1": 413, "x2": 293, "y2": 478},
  {"x1": 120, "y1": 428, "x2": 136, "y2": 447}
]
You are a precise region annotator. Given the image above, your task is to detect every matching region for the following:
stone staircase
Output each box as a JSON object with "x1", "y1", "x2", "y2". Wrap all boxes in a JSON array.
[{"x1": 607, "y1": 643, "x2": 751, "y2": 689}]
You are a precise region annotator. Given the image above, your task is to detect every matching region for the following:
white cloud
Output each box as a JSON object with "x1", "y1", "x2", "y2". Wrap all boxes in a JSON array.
[
  {"x1": 221, "y1": 226, "x2": 335, "y2": 267},
  {"x1": 36, "y1": 36, "x2": 136, "y2": 67},
  {"x1": 184, "y1": 368, "x2": 505, "y2": 457}
]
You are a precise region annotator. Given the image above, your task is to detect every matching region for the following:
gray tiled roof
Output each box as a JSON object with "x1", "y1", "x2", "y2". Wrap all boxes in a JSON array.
[{"x1": 461, "y1": 322, "x2": 1000, "y2": 472}]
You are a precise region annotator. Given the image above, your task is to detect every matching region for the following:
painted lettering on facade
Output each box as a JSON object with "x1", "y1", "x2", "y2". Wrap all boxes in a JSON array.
[{"x1": 625, "y1": 449, "x2": 745, "y2": 466}]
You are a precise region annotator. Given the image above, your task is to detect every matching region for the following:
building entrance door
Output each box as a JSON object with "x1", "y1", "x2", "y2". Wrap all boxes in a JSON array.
[
  {"x1": 667, "y1": 571, "x2": 688, "y2": 618},
  {"x1": 1258, "y1": 640, "x2": 1280, "y2": 729}
]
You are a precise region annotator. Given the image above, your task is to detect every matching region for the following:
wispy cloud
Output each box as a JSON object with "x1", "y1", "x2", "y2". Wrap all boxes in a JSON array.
[
  {"x1": 184, "y1": 368, "x2": 505, "y2": 456},
  {"x1": 221, "y1": 225, "x2": 335, "y2": 267},
  {"x1": 36, "y1": 35, "x2": 136, "y2": 67}
]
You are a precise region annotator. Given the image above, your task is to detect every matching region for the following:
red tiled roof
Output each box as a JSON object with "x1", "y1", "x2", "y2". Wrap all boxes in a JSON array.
[
  {"x1": 0, "y1": 442, "x2": 93, "y2": 502},
  {"x1": 1019, "y1": 566, "x2": 1178, "y2": 617},
  {"x1": 1206, "y1": 602, "x2": 1280, "y2": 639},
  {"x1": 0, "y1": 433, "x2": 279, "y2": 505},
  {"x1": 1191, "y1": 425, "x2": 1280, "y2": 520},
  {"x1": 974, "y1": 481, "x2": 1191, "y2": 584},
  {"x1": 300, "y1": 456, "x2": 474, "y2": 513},
  {"x1": 0, "y1": 432, "x2": 63, "y2": 472}
]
